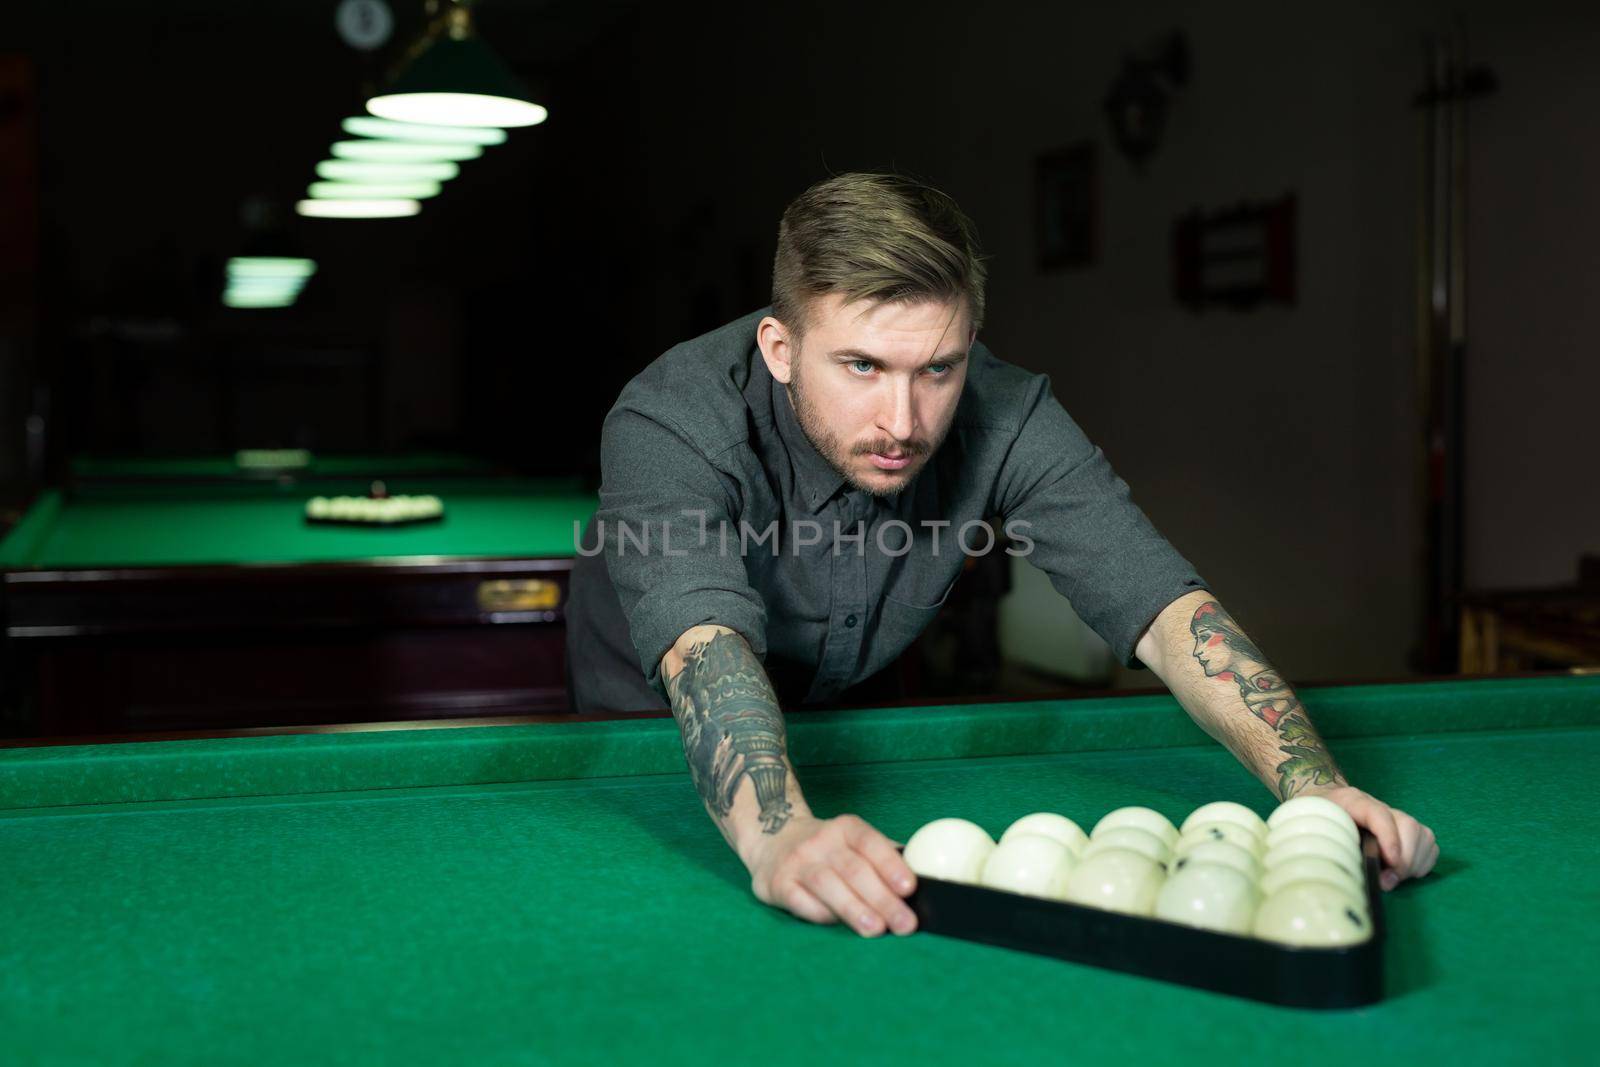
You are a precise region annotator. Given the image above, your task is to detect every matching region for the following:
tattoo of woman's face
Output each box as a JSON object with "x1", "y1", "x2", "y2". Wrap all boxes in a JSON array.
[{"x1": 1188, "y1": 601, "x2": 1342, "y2": 798}]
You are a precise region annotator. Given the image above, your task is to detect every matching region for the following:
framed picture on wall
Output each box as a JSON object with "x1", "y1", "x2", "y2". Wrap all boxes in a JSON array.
[{"x1": 1036, "y1": 141, "x2": 1097, "y2": 272}]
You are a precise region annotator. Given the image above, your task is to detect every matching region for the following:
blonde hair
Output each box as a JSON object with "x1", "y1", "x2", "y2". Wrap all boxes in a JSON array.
[{"x1": 772, "y1": 172, "x2": 988, "y2": 340}]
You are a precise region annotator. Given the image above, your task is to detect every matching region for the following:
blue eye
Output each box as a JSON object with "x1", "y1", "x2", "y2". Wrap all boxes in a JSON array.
[
  {"x1": 850, "y1": 360, "x2": 874, "y2": 375},
  {"x1": 926, "y1": 363, "x2": 950, "y2": 376}
]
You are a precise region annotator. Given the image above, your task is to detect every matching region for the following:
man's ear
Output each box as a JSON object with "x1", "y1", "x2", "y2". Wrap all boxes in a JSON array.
[{"x1": 756, "y1": 316, "x2": 795, "y2": 385}]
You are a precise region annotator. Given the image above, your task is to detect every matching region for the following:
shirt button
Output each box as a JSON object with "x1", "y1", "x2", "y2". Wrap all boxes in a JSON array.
[{"x1": 844, "y1": 614, "x2": 858, "y2": 628}]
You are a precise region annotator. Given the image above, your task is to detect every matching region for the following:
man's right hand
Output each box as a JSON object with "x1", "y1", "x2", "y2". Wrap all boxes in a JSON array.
[{"x1": 742, "y1": 813, "x2": 919, "y2": 937}]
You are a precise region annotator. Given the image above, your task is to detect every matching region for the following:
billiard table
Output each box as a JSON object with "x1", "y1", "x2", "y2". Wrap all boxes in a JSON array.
[
  {"x1": 0, "y1": 675, "x2": 1591, "y2": 1063},
  {"x1": 0, "y1": 474, "x2": 596, "y2": 736}
]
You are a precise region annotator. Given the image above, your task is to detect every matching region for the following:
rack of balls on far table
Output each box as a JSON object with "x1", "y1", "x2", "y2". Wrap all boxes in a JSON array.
[
  {"x1": 903, "y1": 795, "x2": 1372, "y2": 947},
  {"x1": 304, "y1": 481, "x2": 445, "y2": 526}
]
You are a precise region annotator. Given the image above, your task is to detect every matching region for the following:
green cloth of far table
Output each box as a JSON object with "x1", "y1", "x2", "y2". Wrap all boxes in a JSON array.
[
  {"x1": 0, "y1": 676, "x2": 1595, "y2": 1065},
  {"x1": 0, "y1": 479, "x2": 596, "y2": 567}
]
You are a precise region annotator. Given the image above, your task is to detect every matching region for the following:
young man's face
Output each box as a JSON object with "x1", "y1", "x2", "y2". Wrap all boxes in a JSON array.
[{"x1": 758, "y1": 294, "x2": 974, "y2": 497}]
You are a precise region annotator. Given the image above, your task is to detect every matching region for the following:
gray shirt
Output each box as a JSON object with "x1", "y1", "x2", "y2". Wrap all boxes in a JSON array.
[{"x1": 566, "y1": 308, "x2": 1206, "y2": 712}]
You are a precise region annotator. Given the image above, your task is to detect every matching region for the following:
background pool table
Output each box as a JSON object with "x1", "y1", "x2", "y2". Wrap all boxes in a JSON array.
[
  {"x1": 0, "y1": 470, "x2": 597, "y2": 736},
  {"x1": 1, "y1": 675, "x2": 1593, "y2": 1064}
]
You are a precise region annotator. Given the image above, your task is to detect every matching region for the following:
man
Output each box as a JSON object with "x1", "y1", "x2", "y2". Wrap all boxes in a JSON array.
[{"x1": 566, "y1": 172, "x2": 1438, "y2": 937}]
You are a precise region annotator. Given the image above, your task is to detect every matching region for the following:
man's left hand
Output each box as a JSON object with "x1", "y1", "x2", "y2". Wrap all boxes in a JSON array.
[{"x1": 1300, "y1": 785, "x2": 1439, "y2": 891}]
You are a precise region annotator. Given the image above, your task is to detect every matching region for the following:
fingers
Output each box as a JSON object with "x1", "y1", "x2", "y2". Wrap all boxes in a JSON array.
[
  {"x1": 835, "y1": 849, "x2": 918, "y2": 936},
  {"x1": 1394, "y1": 815, "x2": 1423, "y2": 877},
  {"x1": 770, "y1": 816, "x2": 919, "y2": 937},
  {"x1": 1391, "y1": 811, "x2": 1439, "y2": 882},
  {"x1": 1352, "y1": 796, "x2": 1402, "y2": 874},
  {"x1": 801, "y1": 865, "x2": 891, "y2": 938},
  {"x1": 778, "y1": 882, "x2": 836, "y2": 926},
  {"x1": 1341, "y1": 792, "x2": 1439, "y2": 889},
  {"x1": 1416, "y1": 831, "x2": 1440, "y2": 878},
  {"x1": 840, "y1": 815, "x2": 918, "y2": 897}
]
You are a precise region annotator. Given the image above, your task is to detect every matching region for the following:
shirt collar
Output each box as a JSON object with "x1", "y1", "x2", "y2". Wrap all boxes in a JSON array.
[{"x1": 770, "y1": 366, "x2": 848, "y2": 514}]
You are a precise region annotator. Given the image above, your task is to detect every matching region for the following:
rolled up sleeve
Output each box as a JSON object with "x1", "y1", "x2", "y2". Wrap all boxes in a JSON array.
[
  {"x1": 596, "y1": 408, "x2": 768, "y2": 696},
  {"x1": 994, "y1": 380, "x2": 1207, "y2": 668}
]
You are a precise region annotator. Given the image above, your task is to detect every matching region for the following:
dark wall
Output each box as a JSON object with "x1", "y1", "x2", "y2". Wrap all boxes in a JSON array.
[
  {"x1": 7, "y1": 1, "x2": 645, "y2": 482},
  {"x1": 620, "y1": 0, "x2": 1597, "y2": 681}
]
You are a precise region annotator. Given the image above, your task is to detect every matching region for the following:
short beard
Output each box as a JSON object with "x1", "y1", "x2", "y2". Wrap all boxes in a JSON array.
[{"x1": 787, "y1": 373, "x2": 944, "y2": 498}]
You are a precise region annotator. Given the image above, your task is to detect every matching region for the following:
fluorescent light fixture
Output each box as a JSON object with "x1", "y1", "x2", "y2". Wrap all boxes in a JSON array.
[
  {"x1": 365, "y1": 5, "x2": 548, "y2": 130},
  {"x1": 225, "y1": 272, "x2": 303, "y2": 287},
  {"x1": 341, "y1": 115, "x2": 505, "y2": 146},
  {"x1": 316, "y1": 159, "x2": 460, "y2": 182},
  {"x1": 330, "y1": 139, "x2": 481, "y2": 163},
  {"x1": 226, "y1": 257, "x2": 317, "y2": 279},
  {"x1": 295, "y1": 198, "x2": 421, "y2": 219},
  {"x1": 225, "y1": 283, "x2": 303, "y2": 298},
  {"x1": 368, "y1": 92, "x2": 546, "y2": 129},
  {"x1": 224, "y1": 291, "x2": 297, "y2": 308},
  {"x1": 308, "y1": 180, "x2": 442, "y2": 200}
]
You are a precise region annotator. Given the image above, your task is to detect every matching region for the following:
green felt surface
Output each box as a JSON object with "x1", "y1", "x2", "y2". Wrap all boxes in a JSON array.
[
  {"x1": 0, "y1": 677, "x2": 1595, "y2": 1064},
  {"x1": 0, "y1": 481, "x2": 596, "y2": 568},
  {"x1": 3, "y1": 675, "x2": 1593, "y2": 810}
]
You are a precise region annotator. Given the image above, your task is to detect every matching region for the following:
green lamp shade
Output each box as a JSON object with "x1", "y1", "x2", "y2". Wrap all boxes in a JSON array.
[
  {"x1": 366, "y1": 32, "x2": 547, "y2": 129},
  {"x1": 226, "y1": 285, "x2": 301, "y2": 301},
  {"x1": 330, "y1": 139, "x2": 482, "y2": 163},
  {"x1": 223, "y1": 276, "x2": 307, "y2": 308},
  {"x1": 224, "y1": 291, "x2": 298, "y2": 309},
  {"x1": 368, "y1": 92, "x2": 546, "y2": 129},
  {"x1": 316, "y1": 159, "x2": 460, "y2": 182},
  {"x1": 226, "y1": 257, "x2": 317, "y2": 280},
  {"x1": 226, "y1": 278, "x2": 302, "y2": 292},
  {"x1": 222, "y1": 258, "x2": 313, "y2": 310},
  {"x1": 295, "y1": 198, "x2": 421, "y2": 219},
  {"x1": 308, "y1": 180, "x2": 443, "y2": 200},
  {"x1": 342, "y1": 115, "x2": 506, "y2": 146}
]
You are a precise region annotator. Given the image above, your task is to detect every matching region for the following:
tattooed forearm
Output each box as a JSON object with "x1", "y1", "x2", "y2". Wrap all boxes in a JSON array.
[
  {"x1": 1188, "y1": 601, "x2": 1345, "y2": 798},
  {"x1": 665, "y1": 631, "x2": 794, "y2": 834}
]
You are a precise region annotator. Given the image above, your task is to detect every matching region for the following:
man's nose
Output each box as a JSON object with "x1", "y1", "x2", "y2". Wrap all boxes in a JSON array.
[{"x1": 878, "y1": 378, "x2": 917, "y2": 443}]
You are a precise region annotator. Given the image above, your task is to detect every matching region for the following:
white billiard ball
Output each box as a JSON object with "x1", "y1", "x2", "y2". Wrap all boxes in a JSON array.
[
  {"x1": 1083, "y1": 825, "x2": 1171, "y2": 867},
  {"x1": 1266, "y1": 813, "x2": 1361, "y2": 854},
  {"x1": 1175, "y1": 821, "x2": 1265, "y2": 858},
  {"x1": 1171, "y1": 839, "x2": 1261, "y2": 882},
  {"x1": 1062, "y1": 848, "x2": 1165, "y2": 916},
  {"x1": 1269, "y1": 795, "x2": 1357, "y2": 836},
  {"x1": 1260, "y1": 855, "x2": 1366, "y2": 904},
  {"x1": 902, "y1": 818, "x2": 995, "y2": 884},
  {"x1": 1091, "y1": 806, "x2": 1179, "y2": 849},
  {"x1": 1180, "y1": 801, "x2": 1268, "y2": 839},
  {"x1": 1264, "y1": 833, "x2": 1361, "y2": 877},
  {"x1": 1254, "y1": 880, "x2": 1373, "y2": 946},
  {"x1": 1000, "y1": 813, "x2": 1088, "y2": 857},
  {"x1": 979, "y1": 833, "x2": 1075, "y2": 899},
  {"x1": 1154, "y1": 861, "x2": 1262, "y2": 935}
]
